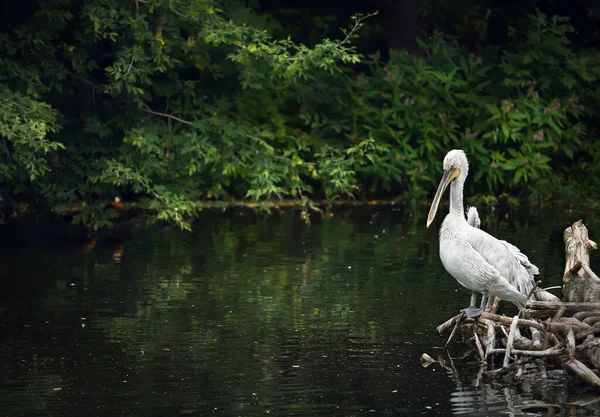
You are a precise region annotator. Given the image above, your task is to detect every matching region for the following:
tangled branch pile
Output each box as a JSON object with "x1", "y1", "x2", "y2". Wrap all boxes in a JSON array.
[{"x1": 424, "y1": 220, "x2": 600, "y2": 389}]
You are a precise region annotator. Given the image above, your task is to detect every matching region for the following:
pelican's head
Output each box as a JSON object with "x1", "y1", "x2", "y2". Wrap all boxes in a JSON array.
[
  {"x1": 466, "y1": 206, "x2": 480, "y2": 229},
  {"x1": 426, "y1": 149, "x2": 469, "y2": 228}
]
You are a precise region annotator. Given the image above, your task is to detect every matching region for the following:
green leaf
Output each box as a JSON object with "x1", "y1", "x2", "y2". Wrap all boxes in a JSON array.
[
  {"x1": 514, "y1": 169, "x2": 523, "y2": 183},
  {"x1": 486, "y1": 104, "x2": 500, "y2": 118},
  {"x1": 564, "y1": 146, "x2": 574, "y2": 159},
  {"x1": 502, "y1": 123, "x2": 510, "y2": 139},
  {"x1": 562, "y1": 75, "x2": 577, "y2": 89}
]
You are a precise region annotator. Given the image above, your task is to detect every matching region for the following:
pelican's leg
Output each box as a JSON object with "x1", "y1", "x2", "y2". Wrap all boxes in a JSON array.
[
  {"x1": 479, "y1": 291, "x2": 488, "y2": 310},
  {"x1": 469, "y1": 291, "x2": 477, "y2": 309},
  {"x1": 485, "y1": 296, "x2": 495, "y2": 311},
  {"x1": 460, "y1": 291, "x2": 486, "y2": 318}
]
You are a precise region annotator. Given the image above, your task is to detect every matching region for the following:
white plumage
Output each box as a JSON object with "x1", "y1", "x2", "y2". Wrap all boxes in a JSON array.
[
  {"x1": 427, "y1": 150, "x2": 558, "y2": 316},
  {"x1": 466, "y1": 206, "x2": 480, "y2": 229}
]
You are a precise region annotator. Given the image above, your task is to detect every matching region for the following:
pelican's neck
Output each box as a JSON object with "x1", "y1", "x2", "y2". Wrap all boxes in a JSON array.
[{"x1": 449, "y1": 177, "x2": 465, "y2": 220}]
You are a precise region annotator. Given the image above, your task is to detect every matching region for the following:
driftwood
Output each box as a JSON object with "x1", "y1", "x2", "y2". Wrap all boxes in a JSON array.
[{"x1": 425, "y1": 220, "x2": 600, "y2": 390}]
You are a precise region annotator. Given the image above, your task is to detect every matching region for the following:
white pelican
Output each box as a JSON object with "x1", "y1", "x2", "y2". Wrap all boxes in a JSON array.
[
  {"x1": 466, "y1": 206, "x2": 480, "y2": 229},
  {"x1": 426, "y1": 150, "x2": 559, "y2": 317}
]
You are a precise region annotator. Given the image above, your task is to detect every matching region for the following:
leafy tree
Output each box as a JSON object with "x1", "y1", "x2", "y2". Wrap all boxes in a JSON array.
[
  {"x1": 0, "y1": 0, "x2": 373, "y2": 230},
  {"x1": 1, "y1": 1, "x2": 599, "y2": 231}
]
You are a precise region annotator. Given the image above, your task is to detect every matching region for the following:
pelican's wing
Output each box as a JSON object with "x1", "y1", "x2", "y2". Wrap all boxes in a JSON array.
[
  {"x1": 464, "y1": 226, "x2": 536, "y2": 297},
  {"x1": 497, "y1": 239, "x2": 539, "y2": 278},
  {"x1": 462, "y1": 211, "x2": 558, "y2": 301},
  {"x1": 464, "y1": 206, "x2": 539, "y2": 279},
  {"x1": 439, "y1": 230, "x2": 528, "y2": 308},
  {"x1": 494, "y1": 238, "x2": 559, "y2": 301}
]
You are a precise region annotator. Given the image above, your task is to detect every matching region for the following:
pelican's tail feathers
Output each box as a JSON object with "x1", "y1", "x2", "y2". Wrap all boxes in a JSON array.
[
  {"x1": 491, "y1": 281, "x2": 528, "y2": 310},
  {"x1": 533, "y1": 289, "x2": 560, "y2": 302}
]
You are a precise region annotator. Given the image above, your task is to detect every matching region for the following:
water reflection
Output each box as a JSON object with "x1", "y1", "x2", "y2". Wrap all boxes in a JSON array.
[
  {"x1": 0, "y1": 205, "x2": 599, "y2": 416},
  {"x1": 429, "y1": 349, "x2": 570, "y2": 416},
  {"x1": 439, "y1": 350, "x2": 600, "y2": 416}
]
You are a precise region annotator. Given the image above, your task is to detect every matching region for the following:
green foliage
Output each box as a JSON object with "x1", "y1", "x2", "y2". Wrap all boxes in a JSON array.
[
  {"x1": 336, "y1": 12, "x2": 600, "y2": 201},
  {"x1": 0, "y1": 2, "x2": 599, "y2": 231},
  {"x1": 0, "y1": 0, "x2": 376, "y2": 230},
  {"x1": 0, "y1": 87, "x2": 64, "y2": 181}
]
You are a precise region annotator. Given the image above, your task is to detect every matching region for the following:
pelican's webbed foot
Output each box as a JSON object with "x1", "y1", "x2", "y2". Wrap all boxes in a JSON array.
[
  {"x1": 460, "y1": 307, "x2": 484, "y2": 318},
  {"x1": 461, "y1": 291, "x2": 489, "y2": 318}
]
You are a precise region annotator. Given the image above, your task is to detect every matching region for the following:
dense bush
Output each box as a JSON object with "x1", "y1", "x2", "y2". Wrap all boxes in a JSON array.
[
  {"x1": 0, "y1": 1, "x2": 599, "y2": 230},
  {"x1": 336, "y1": 13, "x2": 600, "y2": 203}
]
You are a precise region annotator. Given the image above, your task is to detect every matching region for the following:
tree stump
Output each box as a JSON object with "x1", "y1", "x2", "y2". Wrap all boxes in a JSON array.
[
  {"x1": 562, "y1": 220, "x2": 600, "y2": 372},
  {"x1": 563, "y1": 220, "x2": 600, "y2": 302}
]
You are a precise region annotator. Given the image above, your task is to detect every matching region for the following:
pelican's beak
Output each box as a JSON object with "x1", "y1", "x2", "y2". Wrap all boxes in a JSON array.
[{"x1": 426, "y1": 168, "x2": 460, "y2": 228}]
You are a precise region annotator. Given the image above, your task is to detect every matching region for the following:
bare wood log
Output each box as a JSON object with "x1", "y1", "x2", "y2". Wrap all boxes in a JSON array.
[
  {"x1": 561, "y1": 317, "x2": 592, "y2": 330},
  {"x1": 576, "y1": 338, "x2": 600, "y2": 370},
  {"x1": 574, "y1": 311, "x2": 600, "y2": 321},
  {"x1": 561, "y1": 357, "x2": 600, "y2": 389},
  {"x1": 504, "y1": 316, "x2": 519, "y2": 368},
  {"x1": 500, "y1": 324, "x2": 510, "y2": 340},
  {"x1": 554, "y1": 305, "x2": 567, "y2": 321},
  {"x1": 446, "y1": 318, "x2": 461, "y2": 346},
  {"x1": 489, "y1": 296, "x2": 500, "y2": 314},
  {"x1": 437, "y1": 313, "x2": 461, "y2": 334},
  {"x1": 474, "y1": 363, "x2": 485, "y2": 388},
  {"x1": 526, "y1": 310, "x2": 557, "y2": 320},
  {"x1": 481, "y1": 312, "x2": 587, "y2": 334},
  {"x1": 529, "y1": 301, "x2": 600, "y2": 312},
  {"x1": 563, "y1": 220, "x2": 600, "y2": 302},
  {"x1": 584, "y1": 264, "x2": 600, "y2": 280},
  {"x1": 436, "y1": 311, "x2": 580, "y2": 337},
  {"x1": 577, "y1": 339, "x2": 600, "y2": 352},
  {"x1": 482, "y1": 318, "x2": 495, "y2": 358},
  {"x1": 514, "y1": 334, "x2": 537, "y2": 350},
  {"x1": 482, "y1": 312, "x2": 543, "y2": 331},
  {"x1": 526, "y1": 280, "x2": 540, "y2": 302},
  {"x1": 528, "y1": 308, "x2": 600, "y2": 321},
  {"x1": 575, "y1": 324, "x2": 600, "y2": 341},
  {"x1": 474, "y1": 332, "x2": 485, "y2": 362},
  {"x1": 531, "y1": 328, "x2": 542, "y2": 348},
  {"x1": 511, "y1": 347, "x2": 564, "y2": 357},
  {"x1": 567, "y1": 328, "x2": 576, "y2": 358},
  {"x1": 583, "y1": 316, "x2": 600, "y2": 325},
  {"x1": 420, "y1": 353, "x2": 437, "y2": 367}
]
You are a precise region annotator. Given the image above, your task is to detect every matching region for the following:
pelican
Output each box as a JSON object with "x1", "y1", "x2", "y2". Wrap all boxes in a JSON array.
[
  {"x1": 466, "y1": 206, "x2": 480, "y2": 229},
  {"x1": 427, "y1": 150, "x2": 559, "y2": 317}
]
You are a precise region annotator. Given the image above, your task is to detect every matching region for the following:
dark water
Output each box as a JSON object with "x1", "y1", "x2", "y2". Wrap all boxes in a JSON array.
[{"x1": 1, "y1": 205, "x2": 600, "y2": 417}]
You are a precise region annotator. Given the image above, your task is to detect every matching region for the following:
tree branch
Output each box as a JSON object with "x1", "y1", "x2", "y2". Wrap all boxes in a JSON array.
[
  {"x1": 136, "y1": 0, "x2": 201, "y2": 26},
  {"x1": 142, "y1": 108, "x2": 192, "y2": 125}
]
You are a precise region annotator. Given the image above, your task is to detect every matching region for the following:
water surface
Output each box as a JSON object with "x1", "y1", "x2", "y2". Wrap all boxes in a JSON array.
[{"x1": 1, "y1": 205, "x2": 600, "y2": 416}]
